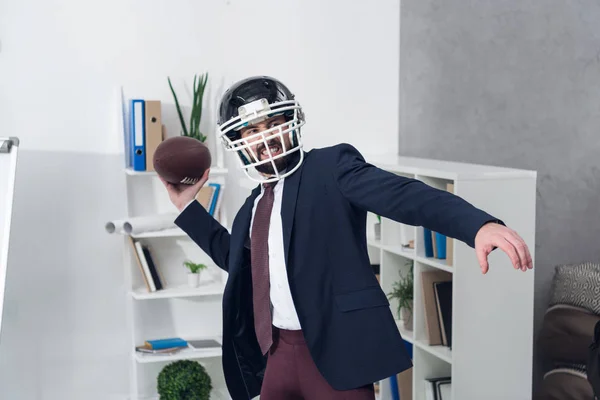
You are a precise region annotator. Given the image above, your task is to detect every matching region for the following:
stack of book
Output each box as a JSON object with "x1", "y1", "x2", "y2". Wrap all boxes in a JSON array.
[
  {"x1": 136, "y1": 337, "x2": 189, "y2": 355},
  {"x1": 135, "y1": 337, "x2": 221, "y2": 356}
]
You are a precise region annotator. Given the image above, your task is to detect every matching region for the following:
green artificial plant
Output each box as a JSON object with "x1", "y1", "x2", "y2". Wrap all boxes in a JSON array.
[
  {"x1": 183, "y1": 260, "x2": 208, "y2": 274},
  {"x1": 387, "y1": 260, "x2": 414, "y2": 318},
  {"x1": 157, "y1": 360, "x2": 212, "y2": 400},
  {"x1": 167, "y1": 73, "x2": 209, "y2": 142}
]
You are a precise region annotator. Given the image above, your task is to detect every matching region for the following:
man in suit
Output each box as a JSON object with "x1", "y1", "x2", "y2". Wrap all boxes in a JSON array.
[{"x1": 161, "y1": 76, "x2": 533, "y2": 400}]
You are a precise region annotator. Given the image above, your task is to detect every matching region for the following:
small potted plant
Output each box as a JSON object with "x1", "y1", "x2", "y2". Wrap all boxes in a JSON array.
[
  {"x1": 157, "y1": 360, "x2": 212, "y2": 400},
  {"x1": 183, "y1": 260, "x2": 208, "y2": 288},
  {"x1": 387, "y1": 261, "x2": 414, "y2": 330}
]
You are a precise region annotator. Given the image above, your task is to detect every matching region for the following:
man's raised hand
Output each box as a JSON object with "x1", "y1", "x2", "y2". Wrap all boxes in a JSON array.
[{"x1": 159, "y1": 168, "x2": 210, "y2": 212}]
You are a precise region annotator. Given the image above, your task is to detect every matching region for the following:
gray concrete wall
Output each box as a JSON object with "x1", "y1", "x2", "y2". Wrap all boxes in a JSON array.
[{"x1": 399, "y1": 0, "x2": 600, "y2": 392}]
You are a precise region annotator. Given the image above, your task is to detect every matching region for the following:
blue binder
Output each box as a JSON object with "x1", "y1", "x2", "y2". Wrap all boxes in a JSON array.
[
  {"x1": 435, "y1": 232, "x2": 447, "y2": 259},
  {"x1": 208, "y1": 183, "x2": 221, "y2": 215},
  {"x1": 130, "y1": 99, "x2": 146, "y2": 171},
  {"x1": 423, "y1": 228, "x2": 433, "y2": 257},
  {"x1": 389, "y1": 375, "x2": 400, "y2": 400}
]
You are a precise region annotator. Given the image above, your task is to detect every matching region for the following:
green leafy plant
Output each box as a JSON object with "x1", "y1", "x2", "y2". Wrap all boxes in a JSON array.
[
  {"x1": 183, "y1": 260, "x2": 208, "y2": 274},
  {"x1": 387, "y1": 260, "x2": 414, "y2": 318},
  {"x1": 157, "y1": 360, "x2": 212, "y2": 400},
  {"x1": 167, "y1": 73, "x2": 209, "y2": 142}
]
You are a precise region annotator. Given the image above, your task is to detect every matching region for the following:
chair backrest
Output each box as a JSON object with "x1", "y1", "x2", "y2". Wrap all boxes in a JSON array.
[{"x1": 589, "y1": 320, "x2": 600, "y2": 399}]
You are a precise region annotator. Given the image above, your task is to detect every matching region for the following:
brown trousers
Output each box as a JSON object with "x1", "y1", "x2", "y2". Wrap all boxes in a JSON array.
[{"x1": 260, "y1": 327, "x2": 375, "y2": 400}]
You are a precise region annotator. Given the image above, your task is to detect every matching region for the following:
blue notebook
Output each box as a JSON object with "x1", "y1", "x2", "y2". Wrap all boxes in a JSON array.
[{"x1": 145, "y1": 337, "x2": 188, "y2": 350}]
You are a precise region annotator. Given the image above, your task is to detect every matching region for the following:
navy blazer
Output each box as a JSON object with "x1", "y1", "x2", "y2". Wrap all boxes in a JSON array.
[{"x1": 175, "y1": 143, "x2": 499, "y2": 399}]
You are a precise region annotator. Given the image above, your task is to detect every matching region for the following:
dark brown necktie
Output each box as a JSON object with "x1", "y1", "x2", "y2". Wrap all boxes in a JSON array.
[{"x1": 251, "y1": 182, "x2": 276, "y2": 355}]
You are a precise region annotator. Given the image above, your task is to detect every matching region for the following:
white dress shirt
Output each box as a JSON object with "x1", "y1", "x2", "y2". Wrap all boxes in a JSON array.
[
  {"x1": 182, "y1": 179, "x2": 302, "y2": 330},
  {"x1": 249, "y1": 178, "x2": 302, "y2": 330}
]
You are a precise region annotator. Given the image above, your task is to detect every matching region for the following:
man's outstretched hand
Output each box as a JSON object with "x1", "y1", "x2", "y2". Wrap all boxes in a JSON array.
[
  {"x1": 474, "y1": 222, "x2": 533, "y2": 274},
  {"x1": 159, "y1": 168, "x2": 210, "y2": 212}
]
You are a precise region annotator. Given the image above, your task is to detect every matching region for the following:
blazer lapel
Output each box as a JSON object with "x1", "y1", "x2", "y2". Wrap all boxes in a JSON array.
[{"x1": 281, "y1": 151, "x2": 306, "y2": 267}]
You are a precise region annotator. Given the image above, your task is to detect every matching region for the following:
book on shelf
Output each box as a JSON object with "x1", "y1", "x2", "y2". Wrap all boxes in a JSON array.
[
  {"x1": 128, "y1": 236, "x2": 165, "y2": 292},
  {"x1": 421, "y1": 270, "x2": 453, "y2": 347},
  {"x1": 424, "y1": 228, "x2": 447, "y2": 260},
  {"x1": 434, "y1": 281, "x2": 453, "y2": 348},
  {"x1": 136, "y1": 338, "x2": 188, "y2": 355},
  {"x1": 136, "y1": 346, "x2": 185, "y2": 355},
  {"x1": 424, "y1": 376, "x2": 451, "y2": 400},
  {"x1": 187, "y1": 339, "x2": 221, "y2": 349},
  {"x1": 195, "y1": 182, "x2": 224, "y2": 218},
  {"x1": 144, "y1": 337, "x2": 188, "y2": 350}
]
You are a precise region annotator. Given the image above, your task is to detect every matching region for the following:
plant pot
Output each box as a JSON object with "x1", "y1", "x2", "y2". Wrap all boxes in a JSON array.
[
  {"x1": 373, "y1": 222, "x2": 381, "y2": 241},
  {"x1": 401, "y1": 301, "x2": 413, "y2": 331},
  {"x1": 188, "y1": 272, "x2": 200, "y2": 288}
]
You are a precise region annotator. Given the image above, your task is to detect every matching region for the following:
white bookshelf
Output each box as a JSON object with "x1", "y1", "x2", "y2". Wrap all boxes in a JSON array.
[
  {"x1": 111, "y1": 90, "x2": 232, "y2": 399},
  {"x1": 365, "y1": 155, "x2": 536, "y2": 400},
  {"x1": 116, "y1": 162, "x2": 231, "y2": 400}
]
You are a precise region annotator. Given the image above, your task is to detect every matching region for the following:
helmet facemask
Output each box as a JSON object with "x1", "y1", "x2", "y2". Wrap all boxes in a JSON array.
[{"x1": 218, "y1": 98, "x2": 306, "y2": 183}]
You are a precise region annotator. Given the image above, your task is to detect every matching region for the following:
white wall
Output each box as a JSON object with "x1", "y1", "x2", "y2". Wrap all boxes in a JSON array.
[
  {"x1": 0, "y1": 1, "x2": 399, "y2": 399},
  {"x1": 0, "y1": 0, "x2": 399, "y2": 156}
]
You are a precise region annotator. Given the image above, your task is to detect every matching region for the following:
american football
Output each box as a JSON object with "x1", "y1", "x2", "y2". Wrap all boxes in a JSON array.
[{"x1": 153, "y1": 136, "x2": 211, "y2": 185}]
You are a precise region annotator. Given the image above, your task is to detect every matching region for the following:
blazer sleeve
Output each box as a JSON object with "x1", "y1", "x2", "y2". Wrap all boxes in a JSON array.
[
  {"x1": 174, "y1": 200, "x2": 230, "y2": 272},
  {"x1": 333, "y1": 143, "x2": 502, "y2": 248}
]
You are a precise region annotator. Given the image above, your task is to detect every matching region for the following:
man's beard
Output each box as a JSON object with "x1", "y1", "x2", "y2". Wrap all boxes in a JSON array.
[{"x1": 255, "y1": 154, "x2": 290, "y2": 175}]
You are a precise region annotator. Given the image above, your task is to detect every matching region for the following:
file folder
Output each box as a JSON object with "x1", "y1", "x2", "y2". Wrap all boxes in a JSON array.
[
  {"x1": 130, "y1": 99, "x2": 146, "y2": 171},
  {"x1": 144, "y1": 100, "x2": 163, "y2": 171}
]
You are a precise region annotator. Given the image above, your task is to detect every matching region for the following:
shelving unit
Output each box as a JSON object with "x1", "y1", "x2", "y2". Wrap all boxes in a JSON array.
[
  {"x1": 365, "y1": 155, "x2": 536, "y2": 400},
  {"x1": 111, "y1": 90, "x2": 232, "y2": 400},
  {"x1": 117, "y1": 167, "x2": 230, "y2": 399}
]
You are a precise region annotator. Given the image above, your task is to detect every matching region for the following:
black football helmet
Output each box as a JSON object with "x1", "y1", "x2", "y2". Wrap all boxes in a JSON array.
[{"x1": 217, "y1": 76, "x2": 305, "y2": 183}]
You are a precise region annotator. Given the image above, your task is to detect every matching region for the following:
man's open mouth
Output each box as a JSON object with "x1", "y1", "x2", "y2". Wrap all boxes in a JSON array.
[{"x1": 259, "y1": 142, "x2": 282, "y2": 159}]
